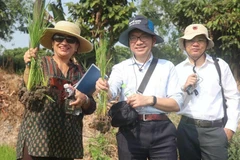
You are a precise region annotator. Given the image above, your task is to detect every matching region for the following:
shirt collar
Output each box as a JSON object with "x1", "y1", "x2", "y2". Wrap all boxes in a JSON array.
[
  {"x1": 129, "y1": 53, "x2": 154, "y2": 65},
  {"x1": 205, "y1": 54, "x2": 215, "y2": 64},
  {"x1": 182, "y1": 53, "x2": 214, "y2": 67}
]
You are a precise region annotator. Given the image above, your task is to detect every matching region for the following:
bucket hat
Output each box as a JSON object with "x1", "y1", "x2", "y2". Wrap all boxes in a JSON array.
[
  {"x1": 40, "y1": 21, "x2": 93, "y2": 53},
  {"x1": 178, "y1": 24, "x2": 214, "y2": 50},
  {"x1": 119, "y1": 15, "x2": 164, "y2": 46}
]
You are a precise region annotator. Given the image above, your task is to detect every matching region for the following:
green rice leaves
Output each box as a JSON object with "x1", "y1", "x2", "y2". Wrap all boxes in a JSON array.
[
  {"x1": 28, "y1": 0, "x2": 47, "y2": 49},
  {"x1": 95, "y1": 34, "x2": 111, "y2": 116},
  {"x1": 27, "y1": 0, "x2": 48, "y2": 91}
]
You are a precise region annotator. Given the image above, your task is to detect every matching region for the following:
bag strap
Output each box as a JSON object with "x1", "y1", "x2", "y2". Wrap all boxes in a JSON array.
[
  {"x1": 137, "y1": 57, "x2": 158, "y2": 94},
  {"x1": 212, "y1": 56, "x2": 228, "y2": 126}
]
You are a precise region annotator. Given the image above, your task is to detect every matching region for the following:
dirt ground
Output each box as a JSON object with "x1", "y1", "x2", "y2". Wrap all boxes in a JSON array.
[{"x1": 0, "y1": 68, "x2": 117, "y2": 159}]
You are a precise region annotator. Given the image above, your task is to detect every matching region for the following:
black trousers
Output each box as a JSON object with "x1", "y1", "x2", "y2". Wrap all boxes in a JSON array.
[
  {"x1": 177, "y1": 118, "x2": 228, "y2": 160},
  {"x1": 116, "y1": 120, "x2": 177, "y2": 160}
]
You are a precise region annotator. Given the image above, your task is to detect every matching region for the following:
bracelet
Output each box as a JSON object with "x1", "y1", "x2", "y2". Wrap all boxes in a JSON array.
[{"x1": 152, "y1": 96, "x2": 157, "y2": 106}]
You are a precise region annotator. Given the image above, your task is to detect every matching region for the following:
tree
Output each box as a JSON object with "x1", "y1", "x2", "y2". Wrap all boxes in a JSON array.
[
  {"x1": 65, "y1": 0, "x2": 137, "y2": 69},
  {"x1": 0, "y1": 0, "x2": 32, "y2": 41},
  {"x1": 66, "y1": 0, "x2": 136, "y2": 46},
  {"x1": 138, "y1": 0, "x2": 240, "y2": 79},
  {"x1": 111, "y1": 46, "x2": 131, "y2": 69},
  {"x1": 138, "y1": 0, "x2": 186, "y2": 65},
  {"x1": 47, "y1": 0, "x2": 65, "y2": 22}
]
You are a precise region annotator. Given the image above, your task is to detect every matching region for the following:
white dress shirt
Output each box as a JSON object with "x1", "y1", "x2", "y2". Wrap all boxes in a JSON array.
[
  {"x1": 176, "y1": 54, "x2": 240, "y2": 132},
  {"x1": 108, "y1": 54, "x2": 183, "y2": 114}
]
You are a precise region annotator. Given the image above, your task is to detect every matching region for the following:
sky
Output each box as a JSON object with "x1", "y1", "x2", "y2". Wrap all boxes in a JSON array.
[{"x1": 0, "y1": 0, "x2": 78, "y2": 50}]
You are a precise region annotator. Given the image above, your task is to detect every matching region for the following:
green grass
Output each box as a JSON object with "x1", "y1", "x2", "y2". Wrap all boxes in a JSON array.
[{"x1": 0, "y1": 145, "x2": 16, "y2": 160}]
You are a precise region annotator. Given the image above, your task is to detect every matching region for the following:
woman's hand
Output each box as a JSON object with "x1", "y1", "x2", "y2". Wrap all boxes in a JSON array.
[
  {"x1": 23, "y1": 48, "x2": 38, "y2": 85},
  {"x1": 24, "y1": 48, "x2": 38, "y2": 64},
  {"x1": 70, "y1": 89, "x2": 88, "y2": 109}
]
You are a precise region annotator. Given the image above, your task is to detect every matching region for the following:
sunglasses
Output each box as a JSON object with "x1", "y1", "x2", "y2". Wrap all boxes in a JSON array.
[{"x1": 52, "y1": 34, "x2": 78, "y2": 44}]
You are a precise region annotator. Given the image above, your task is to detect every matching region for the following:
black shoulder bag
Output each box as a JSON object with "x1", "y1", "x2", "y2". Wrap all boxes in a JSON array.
[
  {"x1": 108, "y1": 58, "x2": 158, "y2": 127},
  {"x1": 212, "y1": 56, "x2": 228, "y2": 126}
]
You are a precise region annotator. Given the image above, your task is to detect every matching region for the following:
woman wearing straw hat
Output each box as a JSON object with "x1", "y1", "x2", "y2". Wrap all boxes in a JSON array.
[
  {"x1": 17, "y1": 21, "x2": 96, "y2": 160},
  {"x1": 176, "y1": 24, "x2": 240, "y2": 160}
]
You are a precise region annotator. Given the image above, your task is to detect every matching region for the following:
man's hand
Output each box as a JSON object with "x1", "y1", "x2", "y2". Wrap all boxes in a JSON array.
[
  {"x1": 224, "y1": 128, "x2": 234, "y2": 142},
  {"x1": 95, "y1": 78, "x2": 109, "y2": 92},
  {"x1": 182, "y1": 73, "x2": 198, "y2": 91},
  {"x1": 127, "y1": 94, "x2": 152, "y2": 108}
]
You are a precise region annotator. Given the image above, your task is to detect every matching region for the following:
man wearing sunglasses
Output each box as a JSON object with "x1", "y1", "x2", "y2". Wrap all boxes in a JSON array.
[
  {"x1": 96, "y1": 15, "x2": 183, "y2": 160},
  {"x1": 17, "y1": 21, "x2": 96, "y2": 160},
  {"x1": 175, "y1": 24, "x2": 240, "y2": 160}
]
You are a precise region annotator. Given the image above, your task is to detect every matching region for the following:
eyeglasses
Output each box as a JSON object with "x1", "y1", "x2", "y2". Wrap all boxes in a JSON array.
[
  {"x1": 186, "y1": 38, "x2": 207, "y2": 45},
  {"x1": 52, "y1": 34, "x2": 78, "y2": 44},
  {"x1": 129, "y1": 34, "x2": 152, "y2": 43}
]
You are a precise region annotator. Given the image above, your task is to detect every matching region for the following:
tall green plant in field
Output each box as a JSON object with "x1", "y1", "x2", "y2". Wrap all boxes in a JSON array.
[
  {"x1": 27, "y1": 0, "x2": 48, "y2": 91},
  {"x1": 95, "y1": 35, "x2": 111, "y2": 116}
]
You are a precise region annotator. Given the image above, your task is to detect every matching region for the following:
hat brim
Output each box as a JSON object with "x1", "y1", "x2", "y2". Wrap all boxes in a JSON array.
[
  {"x1": 119, "y1": 26, "x2": 164, "y2": 46},
  {"x1": 178, "y1": 33, "x2": 214, "y2": 50},
  {"x1": 40, "y1": 28, "x2": 93, "y2": 53}
]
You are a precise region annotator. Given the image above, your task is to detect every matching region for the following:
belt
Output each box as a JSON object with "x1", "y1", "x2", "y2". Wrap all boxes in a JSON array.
[
  {"x1": 181, "y1": 115, "x2": 224, "y2": 128},
  {"x1": 138, "y1": 114, "x2": 168, "y2": 121}
]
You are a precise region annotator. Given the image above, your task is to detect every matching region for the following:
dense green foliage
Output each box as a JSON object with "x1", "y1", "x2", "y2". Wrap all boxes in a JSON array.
[
  {"x1": 65, "y1": 0, "x2": 137, "y2": 66},
  {"x1": 228, "y1": 130, "x2": 240, "y2": 160},
  {"x1": 0, "y1": 0, "x2": 32, "y2": 41},
  {"x1": 139, "y1": 0, "x2": 240, "y2": 79},
  {"x1": 66, "y1": 0, "x2": 137, "y2": 46},
  {"x1": 0, "y1": 48, "x2": 52, "y2": 74},
  {"x1": 0, "y1": 48, "x2": 28, "y2": 73}
]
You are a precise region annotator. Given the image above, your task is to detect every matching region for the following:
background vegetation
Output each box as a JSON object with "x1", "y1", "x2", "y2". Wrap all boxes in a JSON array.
[
  {"x1": 0, "y1": 145, "x2": 16, "y2": 160},
  {"x1": 0, "y1": 0, "x2": 239, "y2": 159}
]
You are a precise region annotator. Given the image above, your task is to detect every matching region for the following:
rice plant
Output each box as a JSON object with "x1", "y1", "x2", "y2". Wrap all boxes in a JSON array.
[
  {"x1": 27, "y1": 0, "x2": 48, "y2": 91},
  {"x1": 95, "y1": 34, "x2": 111, "y2": 116}
]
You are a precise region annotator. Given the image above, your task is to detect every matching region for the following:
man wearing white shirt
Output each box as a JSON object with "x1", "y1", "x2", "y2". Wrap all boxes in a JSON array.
[
  {"x1": 96, "y1": 15, "x2": 183, "y2": 160},
  {"x1": 176, "y1": 24, "x2": 240, "y2": 160}
]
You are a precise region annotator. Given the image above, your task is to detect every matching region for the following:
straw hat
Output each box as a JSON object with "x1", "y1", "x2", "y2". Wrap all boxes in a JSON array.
[
  {"x1": 119, "y1": 15, "x2": 164, "y2": 46},
  {"x1": 178, "y1": 24, "x2": 214, "y2": 50},
  {"x1": 40, "y1": 21, "x2": 93, "y2": 53}
]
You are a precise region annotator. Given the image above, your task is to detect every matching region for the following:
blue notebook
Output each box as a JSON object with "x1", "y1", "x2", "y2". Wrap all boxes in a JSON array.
[{"x1": 74, "y1": 64, "x2": 101, "y2": 95}]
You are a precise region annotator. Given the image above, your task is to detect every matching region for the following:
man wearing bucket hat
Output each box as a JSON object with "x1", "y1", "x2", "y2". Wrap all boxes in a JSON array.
[
  {"x1": 176, "y1": 24, "x2": 240, "y2": 160},
  {"x1": 17, "y1": 21, "x2": 96, "y2": 160},
  {"x1": 96, "y1": 15, "x2": 183, "y2": 159}
]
